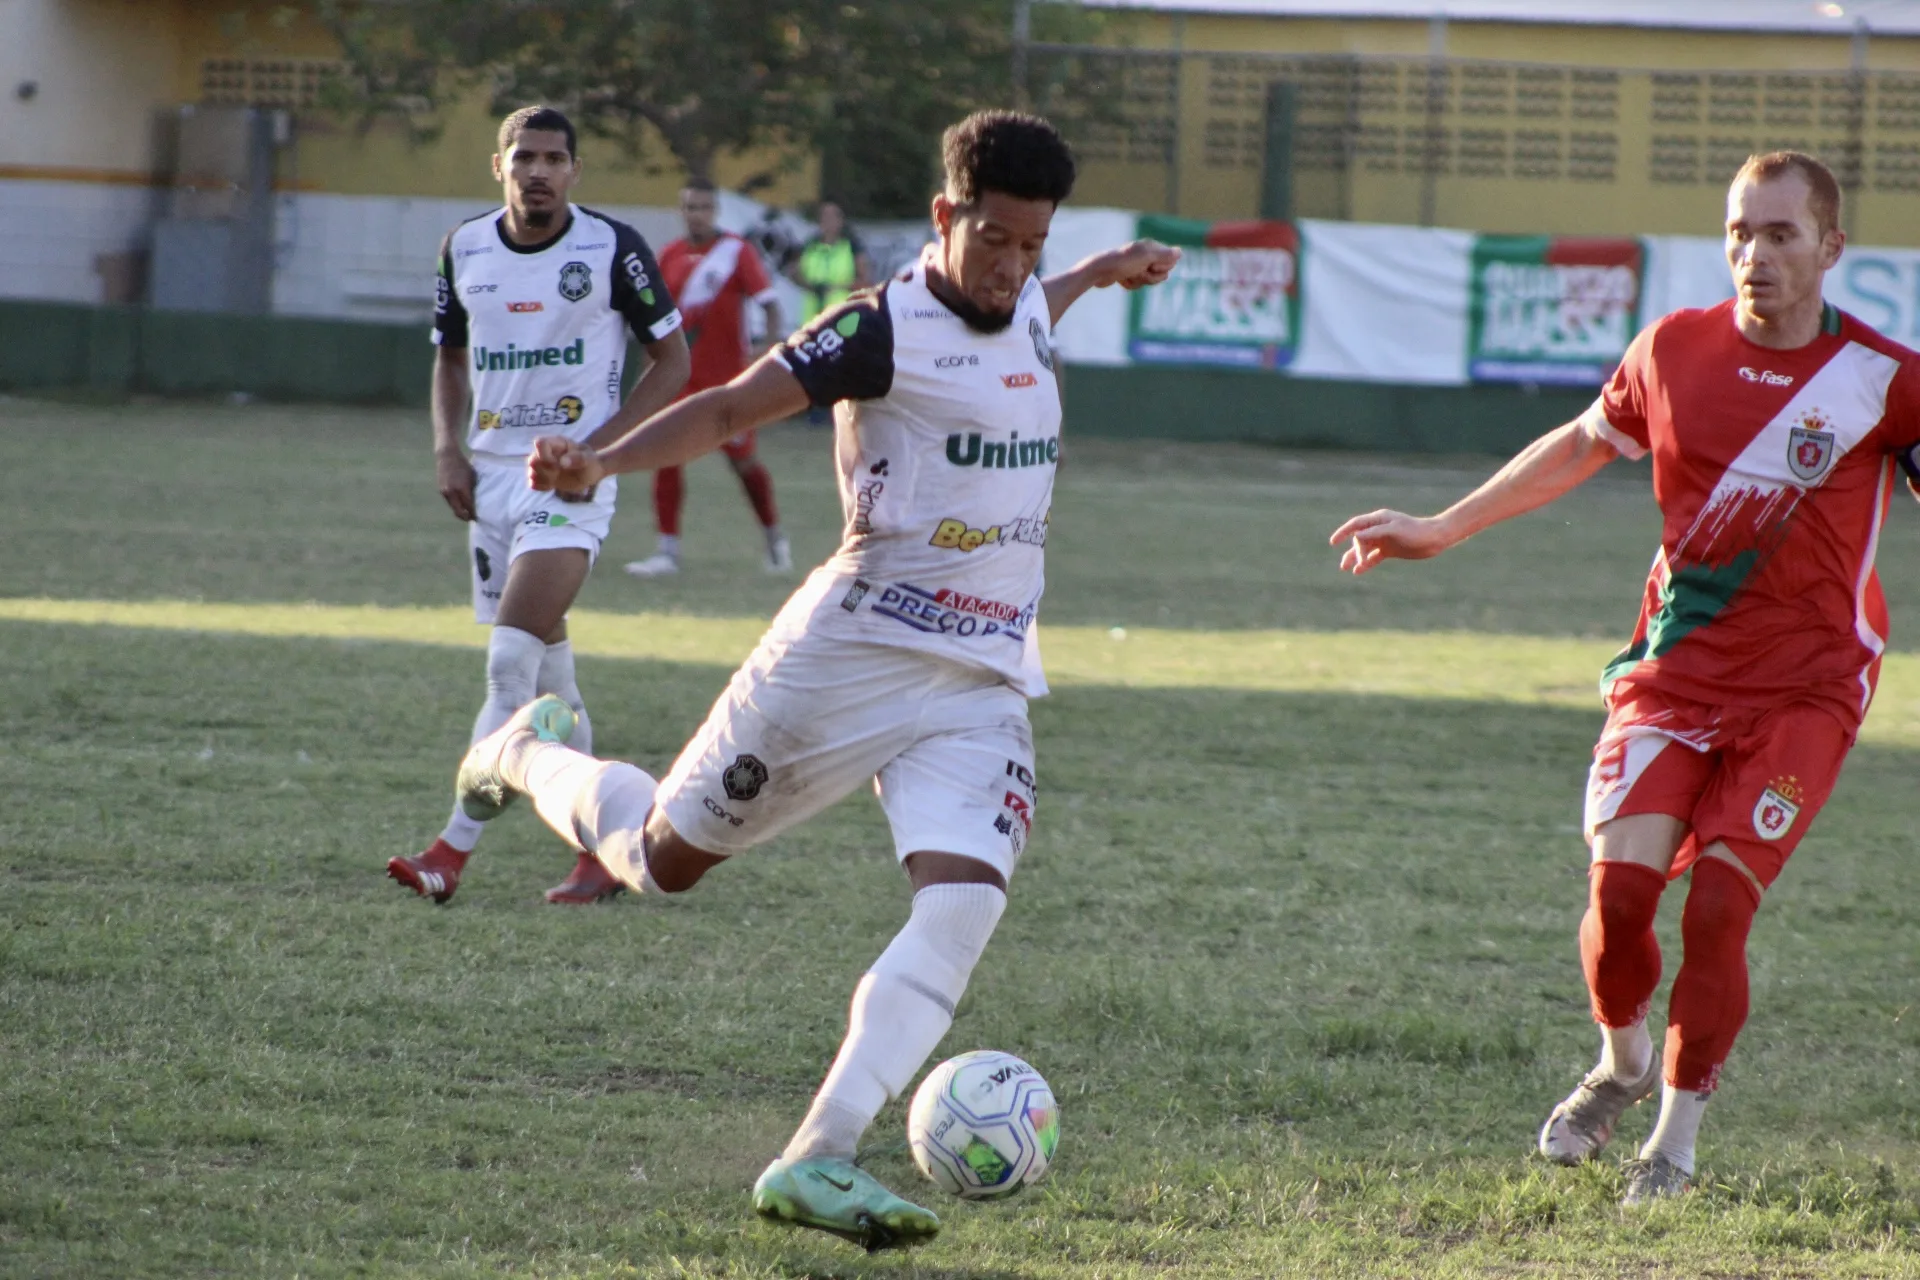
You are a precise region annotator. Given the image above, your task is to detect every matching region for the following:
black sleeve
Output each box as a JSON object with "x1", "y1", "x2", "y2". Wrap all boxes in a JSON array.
[
  {"x1": 432, "y1": 231, "x2": 468, "y2": 348},
  {"x1": 1899, "y1": 442, "x2": 1920, "y2": 498},
  {"x1": 608, "y1": 221, "x2": 683, "y2": 343},
  {"x1": 772, "y1": 287, "x2": 894, "y2": 407}
]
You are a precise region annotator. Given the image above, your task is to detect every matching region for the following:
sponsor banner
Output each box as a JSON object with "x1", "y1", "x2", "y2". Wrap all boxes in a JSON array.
[
  {"x1": 1468, "y1": 236, "x2": 1643, "y2": 385},
  {"x1": 1128, "y1": 215, "x2": 1301, "y2": 370}
]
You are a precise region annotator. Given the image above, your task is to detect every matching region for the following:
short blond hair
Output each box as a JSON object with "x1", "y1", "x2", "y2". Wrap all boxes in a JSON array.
[{"x1": 1732, "y1": 150, "x2": 1841, "y2": 237}]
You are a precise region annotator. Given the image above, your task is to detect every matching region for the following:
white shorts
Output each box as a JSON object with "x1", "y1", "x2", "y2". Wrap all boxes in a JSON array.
[
  {"x1": 656, "y1": 629, "x2": 1036, "y2": 880},
  {"x1": 468, "y1": 457, "x2": 618, "y2": 623}
]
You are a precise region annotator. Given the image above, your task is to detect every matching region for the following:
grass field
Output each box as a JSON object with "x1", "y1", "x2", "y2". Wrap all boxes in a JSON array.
[{"x1": 4, "y1": 396, "x2": 1920, "y2": 1278}]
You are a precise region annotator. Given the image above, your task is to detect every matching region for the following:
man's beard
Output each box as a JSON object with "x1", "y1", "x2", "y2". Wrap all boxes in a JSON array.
[
  {"x1": 948, "y1": 294, "x2": 1016, "y2": 334},
  {"x1": 928, "y1": 273, "x2": 1016, "y2": 333},
  {"x1": 525, "y1": 207, "x2": 555, "y2": 229}
]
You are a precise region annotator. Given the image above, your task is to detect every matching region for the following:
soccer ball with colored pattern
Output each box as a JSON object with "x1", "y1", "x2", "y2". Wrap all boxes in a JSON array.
[{"x1": 906, "y1": 1050, "x2": 1058, "y2": 1199}]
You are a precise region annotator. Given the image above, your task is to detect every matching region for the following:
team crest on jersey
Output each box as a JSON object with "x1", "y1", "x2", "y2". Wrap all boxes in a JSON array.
[
  {"x1": 558, "y1": 260, "x2": 593, "y2": 302},
  {"x1": 1029, "y1": 316, "x2": 1054, "y2": 371},
  {"x1": 1787, "y1": 410, "x2": 1836, "y2": 483},
  {"x1": 1752, "y1": 774, "x2": 1803, "y2": 841}
]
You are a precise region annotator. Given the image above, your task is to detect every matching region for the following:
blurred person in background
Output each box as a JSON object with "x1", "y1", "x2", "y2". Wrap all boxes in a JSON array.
[
  {"x1": 789, "y1": 199, "x2": 874, "y2": 323},
  {"x1": 626, "y1": 178, "x2": 791, "y2": 578},
  {"x1": 388, "y1": 105, "x2": 688, "y2": 908}
]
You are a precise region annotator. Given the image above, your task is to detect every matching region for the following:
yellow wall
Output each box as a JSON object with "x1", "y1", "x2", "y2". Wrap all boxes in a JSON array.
[
  {"x1": 1070, "y1": 11, "x2": 1920, "y2": 244},
  {"x1": 0, "y1": 0, "x2": 191, "y2": 176}
]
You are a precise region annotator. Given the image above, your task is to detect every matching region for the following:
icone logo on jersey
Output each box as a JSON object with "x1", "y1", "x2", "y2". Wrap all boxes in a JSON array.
[
  {"x1": 474, "y1": 339, "x2": 586, "y2": 371},
  {"x1": 1739, "y1": 367, "x2": 1794, "y2": 386},
  {"x1": 928, "y1": 513, "x2": 1048, "y2": 553},
  {"x1": 476, "y1": 395, "x2": 584, "y2": 430},
  {"x1": 465, "y1": 283, "x2": 498, "y2": 295},
  {"x1": 945, "y1": 432, "x2": 1059, "y2": 469},
  {"x1": 935, "y1": 354, "x2": 979, "y2": 368}
]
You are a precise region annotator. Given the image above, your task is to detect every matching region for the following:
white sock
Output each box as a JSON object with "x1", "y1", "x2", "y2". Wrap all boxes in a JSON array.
[
  {"x1": 536, "y1": 639, "x2": 592, "y2": 756},
  {"x1": 765, "y1": 524, "x2": 785, "y2": 547},
  {"x1": 1599, "y1": 1021, "x2": 1654, "y2": 1082},
  {"x1": 1642, "y1": 1083, "x2": 1709, "y2": 1173},
  {"x1": 522, "y1": 746, "x2": 662, "y2": 892},
  {"x1": 783, "y1": 883, "x2": 1007, "y2": 1161},
  {"x1": 657, "y1": 534, "x2": 681, "y2": 560},
  {"x1": 438, "y1": 625, "x2": 545, "y2": 852}
]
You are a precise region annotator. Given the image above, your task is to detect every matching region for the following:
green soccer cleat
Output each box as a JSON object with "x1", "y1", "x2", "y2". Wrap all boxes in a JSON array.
[
  {"x1": 751, "y1": 1156, "x2": 940, "y2": 1253},
  {"x1": 455, "y1": 694, "x2": 576, "y2": 822}
]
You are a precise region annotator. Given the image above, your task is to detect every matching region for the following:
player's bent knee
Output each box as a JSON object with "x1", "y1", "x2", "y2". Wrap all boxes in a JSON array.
[
  {"x1": 1589, "y1": 812, "x2": 1687, "y2": 873},
  {"x1": 641, "y1": 811, "x2": 728, "y2": 893},
  {"x1": 903, "y1": 850, "x2": 1007, "y2": 893}
]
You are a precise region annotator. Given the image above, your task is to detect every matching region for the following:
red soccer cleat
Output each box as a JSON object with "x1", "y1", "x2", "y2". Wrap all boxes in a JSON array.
[
  {"x1": 387, "y1": 839, "x2": 470, "y2": 904},
  {"x1": 544, "y1": 851, "x2": 625, "y2": 905}
]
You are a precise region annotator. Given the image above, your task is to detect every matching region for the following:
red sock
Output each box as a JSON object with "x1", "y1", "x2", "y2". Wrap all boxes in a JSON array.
[
  {"x1": 653, "y1": 466, "x2": 684, "y2": 538},
  {"x1": 1664, "y1": 857, "x2": 1758, "y2": 1092},
  {"x1": 738, "y1": 462, "x2": 778, "y2": 528},
  {"x1": 1580, "y1": 860, "x2": 1668, "y2": 1028}
]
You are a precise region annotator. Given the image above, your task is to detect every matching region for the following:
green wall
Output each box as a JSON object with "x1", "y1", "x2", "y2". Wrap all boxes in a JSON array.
[{"x1": 0, "y1": 300, "x2": 1591, "y2": 455}]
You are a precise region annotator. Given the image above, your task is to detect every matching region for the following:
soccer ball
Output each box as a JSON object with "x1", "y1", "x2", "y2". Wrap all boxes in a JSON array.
[{"x1": 906, "y1": 1049, "x2": 1058, "y2": 1199}]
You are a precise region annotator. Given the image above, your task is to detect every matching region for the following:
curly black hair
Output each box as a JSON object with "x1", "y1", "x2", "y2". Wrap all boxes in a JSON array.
[
  {"x1": 497, "y1": 106, "x2": 577, "y2": 159},
  {"x1": 942, "y1": 110, "x2": 1076, "y2": 208}
]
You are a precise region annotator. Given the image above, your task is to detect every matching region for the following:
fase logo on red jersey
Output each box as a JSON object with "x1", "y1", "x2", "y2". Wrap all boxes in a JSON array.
[{"x1": 1738, "y1": 367, "x2": 1793, "y2": 386}]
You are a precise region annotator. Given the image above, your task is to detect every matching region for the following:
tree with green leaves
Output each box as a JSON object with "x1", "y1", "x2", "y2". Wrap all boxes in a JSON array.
[{"x1": 317, "y1": 0, "x2": 1119, "y2": 216}]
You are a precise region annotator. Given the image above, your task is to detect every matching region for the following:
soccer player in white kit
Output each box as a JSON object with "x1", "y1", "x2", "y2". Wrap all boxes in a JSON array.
[
  {"x1": 386, "y1": 106, "x2": 689, "y2": 906},
  {"x1": 449, "y1": 111, "x2": 1178, "y2": 1249}
]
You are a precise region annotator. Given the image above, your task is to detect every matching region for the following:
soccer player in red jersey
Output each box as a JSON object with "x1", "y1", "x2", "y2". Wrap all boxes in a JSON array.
[
  {"x1": 625, "y1": 178, "x2": 790, "y2": 578},
  {"x1": 1331, "y1": 151, "x2": 1920, "y2": 1204}
]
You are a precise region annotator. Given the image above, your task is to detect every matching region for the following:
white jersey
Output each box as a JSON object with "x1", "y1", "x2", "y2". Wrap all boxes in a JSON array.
[
  {"x1": 768, "y1": 247, "x2": 1061, "y2": 696},
  {"x1": 432, "y1": 204, "x2": 683, "y2": 461}
]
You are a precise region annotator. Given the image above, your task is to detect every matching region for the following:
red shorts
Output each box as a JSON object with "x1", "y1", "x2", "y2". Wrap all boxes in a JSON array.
[{"x1": 1583, "y1": 684, "x2": 1854, "y2": 892}]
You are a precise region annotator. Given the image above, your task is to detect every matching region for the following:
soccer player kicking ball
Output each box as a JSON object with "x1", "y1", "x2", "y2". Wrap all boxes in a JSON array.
[
  {"x1": 452, "y1": 110, "x2": 1176, "y2": 1249},
  {"x1": 1331, "y1": 151, "x2": 1920, "y2": 1205},
  {"x1": 386, "y1": 106, "x2": 690, "y2": 907}
]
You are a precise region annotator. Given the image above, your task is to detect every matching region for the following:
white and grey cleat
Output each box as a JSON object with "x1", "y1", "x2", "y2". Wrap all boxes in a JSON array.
[
  {"x1": 1537, "y1": 1058, "x2": 1661, "y2": 1165},
  {"x1": 764, "y1": 534, "x2": 793, "y2": 575},
  {"x1": 624, "y1": 552, "x2": 681, "y2": 578},
  {"x1": 1621, "y1": 1151, "x2": 1692, "y2": 1205},
  {"x1": 455, "y1": 694, "x2": 576, "y2": 822}
]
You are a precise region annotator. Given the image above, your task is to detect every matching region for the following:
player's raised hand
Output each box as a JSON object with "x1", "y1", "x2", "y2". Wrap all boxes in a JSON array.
[
  {"x1": 1329, "y1": 510, "x2": 1455, "y2": 575},
  {"x1": 1105, "y1": 239, "x2": 1181, "y2": 290},
  {"x1": 529, "y1": 435, "x2": 606, "y2": 495}
]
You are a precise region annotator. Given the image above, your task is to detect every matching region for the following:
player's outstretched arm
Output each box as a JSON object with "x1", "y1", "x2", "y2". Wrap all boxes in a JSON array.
[
  {"x1": 530, "y1": 356, "x2": 810, "y2": 495},
  {"x1": 1042, "y1": 239, "x2": 1181, "y2": 325},
  {"x1": 1330, "y1": 420, "x2": 1620, "y2": 575}
]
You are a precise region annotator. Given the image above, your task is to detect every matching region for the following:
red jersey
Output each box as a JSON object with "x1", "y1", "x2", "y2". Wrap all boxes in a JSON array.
[
  {"x1": 1582, "y1": 300, "x2": 1920, "y2": 730},
  {"x1": 657, "y1": 232, "x2": 776, "y2": 394}
]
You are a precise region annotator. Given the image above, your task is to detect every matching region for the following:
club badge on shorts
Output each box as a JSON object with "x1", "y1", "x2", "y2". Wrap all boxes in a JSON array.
[
  {"x1": 1787, "y1": 411, "x2": 1836, "y2": 483},
  {"x1": 1752, "y1": 774, "x2": 1803, "y2": 841},
  {"x1": 722, "y1": 754, "x2": 769, "y2": 802}
]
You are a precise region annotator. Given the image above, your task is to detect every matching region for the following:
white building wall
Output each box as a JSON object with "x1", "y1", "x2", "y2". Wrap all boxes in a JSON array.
[{"x1": 0, "y1": 179, "x2": 159, "y2": 303}]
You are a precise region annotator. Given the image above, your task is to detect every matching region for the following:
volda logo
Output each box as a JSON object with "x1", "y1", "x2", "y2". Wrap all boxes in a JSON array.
[
  {"x1": 1739, "y1": 367, "x2": 1793, "y2": 386},
  {"x1": 1002, "y1": 372, "x2": 1037, "y2": 388},
  {"x1": 506, "y1": 300, "x2": 544, "y2": 313}
]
